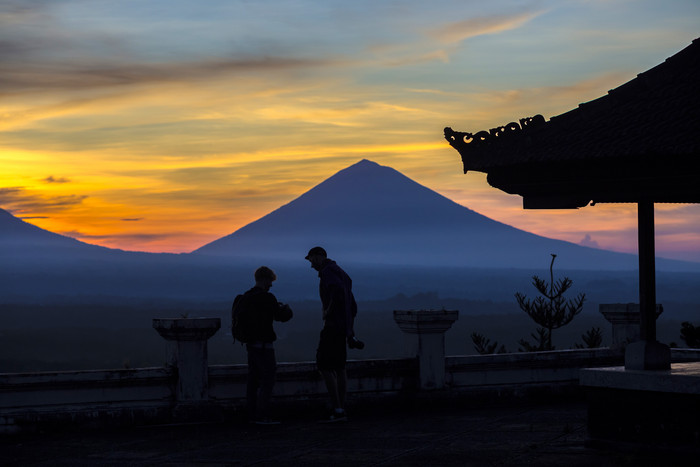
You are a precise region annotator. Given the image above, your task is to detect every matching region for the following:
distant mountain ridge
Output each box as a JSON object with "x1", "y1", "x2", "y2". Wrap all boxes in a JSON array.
[
  {"x1": 0, "y1": 208, "x2": 111, "y2": 257},
  {"x1": 193, "y1": 159, "x2": 686, "y2": 271},
  {"x1": 3, "y1": 159, "x2": 698, "y2": 272},
  {"x1": 3, "y1": 159, "x2": 700, "y2": 303}
]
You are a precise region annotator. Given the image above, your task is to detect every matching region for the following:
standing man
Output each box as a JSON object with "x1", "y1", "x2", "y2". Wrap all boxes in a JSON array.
[
  {"x1": 232, "y1": 266, "x2": 293, "y2": 425},
  {"x1": 305, "y1": 246, "x2": 363, "y2": 422}
]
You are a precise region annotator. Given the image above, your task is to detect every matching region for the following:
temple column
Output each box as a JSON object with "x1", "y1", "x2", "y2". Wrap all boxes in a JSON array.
[{"x1": 393, "y1": 309, "x2": 458, "y2": 389}]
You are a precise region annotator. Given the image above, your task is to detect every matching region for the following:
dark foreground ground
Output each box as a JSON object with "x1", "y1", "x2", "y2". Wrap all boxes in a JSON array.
[{"x1": 0, "y1": 398, "x2": 694, "y2": 466}]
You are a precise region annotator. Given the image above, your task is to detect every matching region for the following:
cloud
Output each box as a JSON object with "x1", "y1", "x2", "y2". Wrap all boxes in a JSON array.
[
  {"x1": 0, "y1": 1, "x2": 545, "y2": 99},
  {"x1": 0, "y1": 57, "x2": 342, "y2": 96},
  {"x1": 42, "y1": 175, "x2": 70, "y2": 183},
  {"x1": 61, "y1": 230, "x2": 170, "y2": 243},
  {"x1": 381, "y1": 48, "x2": 454, "y2": 67},
  {"x1": 1, "y1": 4, "x2": 344, "y2": 94},
  {"x1": 0, "y1": 186, "x2": 87, "y2": 212},
  {"x1": 0, "y1": 0, "x2": 361, "y2": 101},
  {"x1": 579, "y1": 234, "x2": 600, "y2": 249},
  {"x1": 427, "y1": 10, "x2": 543, "y2": 45},
  {"x1": 455, "y1": 70, "x2": 636, "y2": 128}
]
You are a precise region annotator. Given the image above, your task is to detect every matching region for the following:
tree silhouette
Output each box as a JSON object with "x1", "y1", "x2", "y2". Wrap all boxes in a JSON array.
[
  {"x1": 515, "y1": 254, "x2": 586, "y2": 351},
  {"x1": 471, "y1": 332, "x2": 507, "y2": 354},
  {"x1": 518, "y1": 327, "x2": 549, "y2": 352},
  {"x1": 574, "y1": 327, "x2": 603, "y2": 349},
  {"x1": 680, "y1": 322, "x2": 700, "y2": 348}
]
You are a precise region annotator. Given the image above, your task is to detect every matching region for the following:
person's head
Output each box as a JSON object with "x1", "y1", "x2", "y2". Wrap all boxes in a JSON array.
[
  {"x1": 305, "y1": 246, "x2": 327, "y2": 271},
  {"x1": 254, "y1": 266, "x2": 276, "y2": 291}
]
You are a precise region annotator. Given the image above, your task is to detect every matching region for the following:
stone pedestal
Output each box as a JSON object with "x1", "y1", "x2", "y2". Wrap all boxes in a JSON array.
[
  {"x1": 599, "y1": 303, "x2": 669, "y2": 370},
  {"x1": 153, "y1": 318, "x2": 221, "y2": 402},
  {"x1": 600, "y1": 303, "x2": 663, "y2": 351},
  {"x1": 625, "y1": 340, "x2": 671, "y2": 370},
  {"x1": 393, "y1": 309, "x2": 458, "y2": 389}
]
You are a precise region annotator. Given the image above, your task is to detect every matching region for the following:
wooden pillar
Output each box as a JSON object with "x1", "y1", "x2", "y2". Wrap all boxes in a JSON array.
[
  {"x1": 637, "y1": 201, "x2": 656, "y2": 342},
  {"x1": 624, "y1": 202, "x2": 670, "y2": 370}
]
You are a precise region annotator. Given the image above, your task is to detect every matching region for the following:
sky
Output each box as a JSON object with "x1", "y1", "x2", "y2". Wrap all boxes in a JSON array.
[{"x1": 1, "y1": 0, "x2": 699, "y2": 262}]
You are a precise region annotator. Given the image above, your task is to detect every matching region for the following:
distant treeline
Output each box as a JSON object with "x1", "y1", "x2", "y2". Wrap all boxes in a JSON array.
[{"x1": 4, "y1": 260, "x2": 700, "y2": 306}]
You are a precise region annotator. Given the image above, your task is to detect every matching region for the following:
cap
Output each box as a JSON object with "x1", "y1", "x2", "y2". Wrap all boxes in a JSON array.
[{"x1": 305, "y1": 246, "x2": 327, "y2": 260}]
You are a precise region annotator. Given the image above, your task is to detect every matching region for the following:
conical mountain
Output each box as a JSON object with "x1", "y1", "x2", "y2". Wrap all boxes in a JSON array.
[{"x1": 193, "y1": 159, "x2": 640, "y2": 270}]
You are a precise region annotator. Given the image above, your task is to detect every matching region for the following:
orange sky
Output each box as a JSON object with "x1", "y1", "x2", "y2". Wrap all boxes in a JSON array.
[{"x1": 1, "y1": 1, "x2": 699, "y2": 262}]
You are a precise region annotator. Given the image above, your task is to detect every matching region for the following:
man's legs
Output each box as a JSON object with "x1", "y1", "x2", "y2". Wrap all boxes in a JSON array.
[
  {"x1": 257, "y1": 348, "x2": 277, "y2": 419},
  {"x1": 337, "y1": 368, "x2": 347, "y2": 409},
  {"x1": 247, "y1": 346, "x2": 278, "y2": 423},
  {"x1": 317, "y1": 327, "x2": 348, "y2": 420},
  {"x1": 246, "y1": 348, "x2": 260, "y2": 421},
  {"x1": 320, "y1": 369, "x2": 344, "y2": 410}
]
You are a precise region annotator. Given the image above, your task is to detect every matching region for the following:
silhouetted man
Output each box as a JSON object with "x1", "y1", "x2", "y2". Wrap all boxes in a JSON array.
[
  {"x1": 233, "y1": 266, "x2": 292, "y2": 424},
  {"x1": 305, "y1": 246, "x2": 362, "y2": 422}
]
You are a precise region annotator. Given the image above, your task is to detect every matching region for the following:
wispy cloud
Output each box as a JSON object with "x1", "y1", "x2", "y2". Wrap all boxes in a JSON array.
[
  {"x1": 62, "y1": 229, "x2": 171, "y2": 243},
  {"x1": 42, "y1": 175, "x2": 70, "y2": 183},
  {"x1": 0, "y1": 186, "x2": 87, "y2": 213},
  {"x1": 457, "y1": 70, "x2": 636, "y2": 126},
  {"x1": 1, "y1": 2, "x2": 347, "y2": 96},
  {"x1": 426, "y1": 10, "x2": 544, "y2": 44},
  {"x1": 0, "y1": 57, "x2": 342, "y2": 96}
]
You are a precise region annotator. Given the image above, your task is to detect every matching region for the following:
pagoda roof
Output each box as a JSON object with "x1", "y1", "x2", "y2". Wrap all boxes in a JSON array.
[{"x1": 444, "y1": 39, "x2": 700, "y2": 208}]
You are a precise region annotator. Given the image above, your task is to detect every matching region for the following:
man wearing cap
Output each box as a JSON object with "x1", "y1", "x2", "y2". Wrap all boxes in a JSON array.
[{"x1": 305, "y1": 246, "x2": 362, "y2": 422}]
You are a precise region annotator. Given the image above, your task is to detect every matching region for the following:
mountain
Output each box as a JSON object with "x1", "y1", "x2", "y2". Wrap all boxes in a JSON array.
[
  {"x1": 193, "y1": 159, "x2": 690, "y2": 271},
  {"x1": 3, "y1": 159, "x2": 700, "y2": 304},
  {"x1": 0, "y1": 208, "x2": 108, "y2": 257},
  {"x1": 0, "y1": 207, "x2": 231, "y2": 301},
  {"x1": 0, "y1": 207, "x2": 170, "y2": 266}
]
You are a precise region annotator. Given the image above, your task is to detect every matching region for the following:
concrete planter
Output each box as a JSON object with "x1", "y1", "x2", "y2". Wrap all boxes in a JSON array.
[
  {"x1": 152, "y1": 318, "x2": 221, "y2": 403},
  {"x1": 394, "y1": 309, "x2": 458, "y2": 390}
]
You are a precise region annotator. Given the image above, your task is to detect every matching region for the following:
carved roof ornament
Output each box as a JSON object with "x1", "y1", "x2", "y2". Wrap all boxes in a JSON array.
[{"x1": 444, "y1": 115, "x2": 545, "y2": 149}]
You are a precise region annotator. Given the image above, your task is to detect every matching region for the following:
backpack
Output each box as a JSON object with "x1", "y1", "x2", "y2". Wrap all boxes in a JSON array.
[{"x1": 231, "y1": 293, "x2": 253, "y2": 344}]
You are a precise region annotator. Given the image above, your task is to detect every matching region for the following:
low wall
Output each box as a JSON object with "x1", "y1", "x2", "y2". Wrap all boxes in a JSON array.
[
  {"x1": 0, "y1": 367, "x2": 174, "y2": 433},
  {"x1": 447, "y1": 348, "x2": 623, "y2": 388},
  {"x1": 0, "y1": 358, "x2": 418, "y2": 433},
  {"x1": 5, "y1": 348, "x2": 700, "y2": 434},
  {"x1": 3, "y1": 308, "x2": 700, "y2": 434}
]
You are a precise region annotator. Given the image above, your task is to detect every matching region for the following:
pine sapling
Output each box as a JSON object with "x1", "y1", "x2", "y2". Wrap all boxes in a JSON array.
[{"x1": 515, "y1": 254, "x2": 586, "y2": 351}]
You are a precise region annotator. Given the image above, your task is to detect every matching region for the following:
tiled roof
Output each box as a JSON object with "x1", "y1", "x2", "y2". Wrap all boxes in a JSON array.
[{"x1": 443, "y1": 39, "x2": 700, "y2": 207}]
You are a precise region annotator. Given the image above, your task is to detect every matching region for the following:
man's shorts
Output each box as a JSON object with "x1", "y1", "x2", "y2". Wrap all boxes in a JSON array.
[{"x1": 316, "y1": 327, "x2": 347, "y2": 371}]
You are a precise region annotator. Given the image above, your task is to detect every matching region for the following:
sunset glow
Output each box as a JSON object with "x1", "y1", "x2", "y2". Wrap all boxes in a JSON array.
[{"x1": 1, "y1": 1, "x2": 699, "y2": 261}]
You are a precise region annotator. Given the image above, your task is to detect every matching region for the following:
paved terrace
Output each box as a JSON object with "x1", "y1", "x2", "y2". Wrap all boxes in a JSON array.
[
  {"x1": 1, "y1": 396, "x2": 691, "y2": 466},
  {"x1": 3, "y1": 311, "x2": 699, "y2": 464}
]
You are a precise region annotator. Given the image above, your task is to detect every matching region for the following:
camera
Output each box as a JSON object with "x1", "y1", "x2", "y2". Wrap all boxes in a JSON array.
[{"x1": 348, "y1": 336, "x2": 365, "y2": 350}]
